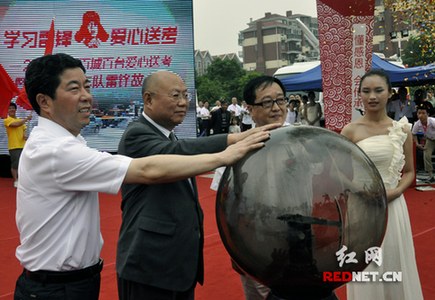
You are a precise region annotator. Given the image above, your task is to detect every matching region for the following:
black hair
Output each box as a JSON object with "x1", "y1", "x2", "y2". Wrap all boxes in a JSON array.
[
  {"x1": 25, "y1": 53, "x2": 86, "y2": 115},
  {"x1": 243, "y1": 76, "x2": 286, "y2": 105},
  {"x1": 417, "y1": 103, "x2": 431, "y2": 113},
  {"x1": 358, "y1": 69, "x2": 392, "y2": 93},
  {"x1": 9, "y1": 102, "x2": 17, "y2": 109}
]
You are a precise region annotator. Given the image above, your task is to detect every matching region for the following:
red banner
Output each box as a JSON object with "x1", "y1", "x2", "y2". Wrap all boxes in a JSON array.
[{"x1": 317, "y1": 0, "x2": 375, "y2": 132}]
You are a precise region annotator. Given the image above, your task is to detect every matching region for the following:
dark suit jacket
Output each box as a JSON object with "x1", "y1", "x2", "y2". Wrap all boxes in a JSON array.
[
  {"x1": 211, "y1": 109, "x2": 231, "y2": 134},
  {"x1": 116, "y1": 115, "x2": 228, "y2": 292}
]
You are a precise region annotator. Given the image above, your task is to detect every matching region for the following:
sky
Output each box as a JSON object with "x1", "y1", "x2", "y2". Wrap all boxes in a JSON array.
[{"x1": 192, "y1": 0, "x2": 318, "y2": 56}]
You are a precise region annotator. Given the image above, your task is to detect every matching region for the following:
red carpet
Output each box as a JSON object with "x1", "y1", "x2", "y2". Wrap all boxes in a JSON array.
[{"x1": 1, "y1": 175, "x2": 434, "y2": 300}]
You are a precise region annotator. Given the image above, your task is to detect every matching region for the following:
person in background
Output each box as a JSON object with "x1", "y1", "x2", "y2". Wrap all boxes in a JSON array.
[
  {"x1": 3, "y1": 102, "x2": 32, "y2": 188},
  {"x1": 240, "y1": 100, "x2": 253, "y2": 132},
  {"x1": 200, "y1": 101, "x2": 211, "y2": 136},
  {"x1": 14, "y1": 54, "x2": 271, "y2": 300},
  {"x1": 229, "y1": 116, "x2": 241, "y2": 133},
  {"x1": 412, "y1": 103, "x2": 435, "y2": 184},
  {"x1": 299, "y1": 95, "x2": 308, "y2": 125},
  {"x1": 116, "y1": 70, "x2": 278, "y2": 300},
  {"x1": 228, "y1": 97, "x2": 242, "y2": 124},
  {"x1": 414, "y1": 89, "x2": 425, "y2": 107},
  {"x1": 387, "y1": 86, "x2": 416, "y2": 123},
  {"x1": 210, "y1": 100, "x2": 221, "y2": 113},
  {"x1": 211, "y1": 100, "x2": 231, "y2": 134},
  {"x1": 196, "y1": 100, "x2": 203, "y2": 136},
  {"x1": 304, "y1": 91, "x2": 322, "y2": 126},
  {"x1": 342, "y1": 69, "x2": 423, "y2": 300},
  {"x1": 426, "y1": 88, "x2": 435, "y2": 109},
  {"x1": 286, "y1": 99, "x2": 301, "y2": 125}
]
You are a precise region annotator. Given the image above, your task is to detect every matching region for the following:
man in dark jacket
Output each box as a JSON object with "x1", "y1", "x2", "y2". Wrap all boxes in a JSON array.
[
  {"x1": 211, "y1": 100, "x2": 231, "y2": 134},
  {"x1": 116, "y1": 70, "x2": 277, "y2": 300}
]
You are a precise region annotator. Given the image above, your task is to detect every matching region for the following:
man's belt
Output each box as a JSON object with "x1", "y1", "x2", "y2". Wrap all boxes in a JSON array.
[{"x1": 25, "y1": 259, "x2": 103, "y2": 284}]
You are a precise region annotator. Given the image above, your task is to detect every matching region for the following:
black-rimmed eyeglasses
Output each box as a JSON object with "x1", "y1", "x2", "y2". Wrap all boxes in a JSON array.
[{"x1": 251, "y1": 97, "x2": 288, "y2": 109}]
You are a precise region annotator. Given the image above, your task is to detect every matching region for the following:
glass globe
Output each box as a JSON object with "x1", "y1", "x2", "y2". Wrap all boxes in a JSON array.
[{"x1": 216, "y1": 126, "x2": 387, "y2": 299}]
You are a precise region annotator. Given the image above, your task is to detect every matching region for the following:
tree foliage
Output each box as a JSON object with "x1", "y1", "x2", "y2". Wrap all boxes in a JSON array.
[
  {"x1": 402, "y1": 34, "x2": 435, "y2": 67},
  {"x1": 195, "y1": 58, "x2": 262, "y2": 105}
]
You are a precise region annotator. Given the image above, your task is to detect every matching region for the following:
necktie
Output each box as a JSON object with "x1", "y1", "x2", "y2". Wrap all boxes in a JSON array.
[{"x1": 169, "y1": 132, "x2": 177, "y2": 141}]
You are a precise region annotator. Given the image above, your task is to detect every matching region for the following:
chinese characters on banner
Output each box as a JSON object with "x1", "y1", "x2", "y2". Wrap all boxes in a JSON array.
[
  {"x1": 4, "y1": 21, "x2": 178, "y2": 90},
  {"x1": 316, "y1": 0, "x2": 375, "y2": 132},
  {"x1": 0, "y1": 1, "x2": 196, "y2": 153}
]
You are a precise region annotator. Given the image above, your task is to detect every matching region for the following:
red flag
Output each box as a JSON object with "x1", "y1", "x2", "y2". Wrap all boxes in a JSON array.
[
  {"x1": 15, "y1": 86, "x2": 33, "y2": 111},
  {"x1": 16, "y1": 18, "x2": 55, "y2": 111},
  {"x1": 44, "y1": 18, "x2": 55, "y2": 55},
  {"x1": 0, "y1": 63, "x2": 20, "y2": 119}
]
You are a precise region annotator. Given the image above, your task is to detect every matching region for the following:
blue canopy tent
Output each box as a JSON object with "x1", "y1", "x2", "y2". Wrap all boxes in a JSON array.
[{"x1": 280, "y1": 54, "x2": 435, "y2": 91}]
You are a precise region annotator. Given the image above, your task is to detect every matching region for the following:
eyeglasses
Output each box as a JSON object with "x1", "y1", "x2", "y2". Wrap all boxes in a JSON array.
[
  {"x1": 251, "y1": 97, "x2": 288, "y2": 109},
  {"x1": 149, "y1": 92, "x2": 192, "y2": 102}
]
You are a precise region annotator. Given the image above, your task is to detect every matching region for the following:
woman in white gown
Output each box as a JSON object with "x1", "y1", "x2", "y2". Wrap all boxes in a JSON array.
[
  {"x1": 341, "y1": 69, "x2": 423, "y2": 300},
  {"x1": 304, "y1": 91, "x2": 322, "y2": 126}
]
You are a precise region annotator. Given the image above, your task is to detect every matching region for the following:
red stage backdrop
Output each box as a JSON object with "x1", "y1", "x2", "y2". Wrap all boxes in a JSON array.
[{"x1": 316, "y1": 0, "x2": 375, "y2": 132}]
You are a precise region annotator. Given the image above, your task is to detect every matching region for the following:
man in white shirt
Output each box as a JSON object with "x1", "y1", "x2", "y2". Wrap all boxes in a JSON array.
[
  {"x1": 286, "y1": 99, "x2": 301, "y2": 125},
  {"x1": 228, "y1": 97, "x2": 242, "y2": 123},
  {"x1": 412, "y1": 104, "x2": 435, "y2": 183},
  {"x1": 387, "y1": 87, "x2": 417, "y2": 123},
  {"x1": 210, "y1": 100, "x2": 221, "y2": 112},
  {"x1": 14, "y1": 54, "x2": 271, "y2": 300},
  {"x1": 200, "y1": 101, "x2": 211, "y2": 136},
  {"x1": 240, "y1": 100, "x2": 253, "y2": 131},
  {"x1": 196, "y1": 100, "x2": 203, "y2": 136}
]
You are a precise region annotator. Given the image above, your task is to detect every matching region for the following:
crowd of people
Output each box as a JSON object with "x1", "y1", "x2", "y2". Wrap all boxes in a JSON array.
[
  {"x1": 196, "y1": 90, "x2": 324, "y2": 137},
  {"x1": 4, "y1": 52, "x2": 425, "y2": 300},
  {"x1": 385, "y1": 86, "x2": 435, "y2": 183}
]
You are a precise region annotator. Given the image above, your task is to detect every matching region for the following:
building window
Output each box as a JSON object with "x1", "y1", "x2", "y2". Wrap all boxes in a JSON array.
[{"x1": 379, "y1": 41, "x2": 385, "y2": 51}]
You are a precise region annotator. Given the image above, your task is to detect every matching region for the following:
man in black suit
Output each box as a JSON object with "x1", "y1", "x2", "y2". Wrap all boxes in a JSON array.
[
  {"x1": 116, "y1": 70, "x2": 279, "y2": 300},
  {"x1": 211, "y1": 100, "x2": 231, "y2": 134}
]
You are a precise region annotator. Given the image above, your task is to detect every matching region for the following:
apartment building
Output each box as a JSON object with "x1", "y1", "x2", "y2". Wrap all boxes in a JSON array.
[{"x1": 239, "y1": 10, "x2": 319, "y2": 76}]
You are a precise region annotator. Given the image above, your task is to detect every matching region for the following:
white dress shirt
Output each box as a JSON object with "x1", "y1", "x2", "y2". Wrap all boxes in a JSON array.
[
  {"x1": 228, "y1": 104, "x2": 242, "y2": 117},
  {"x1": 200, "y1": 106, "x2": 210, "y2": 120},
  {"x1": 240, "y1": 106, "x2": 253, "y2": 125},
  {"x1": 16, "y1": 117, "x2": 132, "y2": 271},
  {"x1": 286, "y1": 109, "x2": 301, "y2": 125}
]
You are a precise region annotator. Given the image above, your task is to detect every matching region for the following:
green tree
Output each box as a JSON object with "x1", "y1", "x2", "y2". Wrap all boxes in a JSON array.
[
  {"x1": 237, "y1": 73, "x2": 262, "y2": 99},
  {"x1": 196, "y1": 58, "x2": 261, "y2": 105},
  {"x1": 402, "y1": 34, "x2": 435, "y2": 67}
]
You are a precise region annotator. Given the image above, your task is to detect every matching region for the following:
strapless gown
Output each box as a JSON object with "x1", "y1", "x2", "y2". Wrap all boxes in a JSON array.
[{"x1": 346, "y1": 118, "x2": 423, "y2": 300}]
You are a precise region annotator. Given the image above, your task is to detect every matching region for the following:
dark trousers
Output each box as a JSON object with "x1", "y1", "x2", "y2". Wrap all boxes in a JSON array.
[
  {"x1": 14, "y1": 270, "x2": 101, "y2": 300},
  {"x1": 202, "y1": 120, "x2": 210, "y2": 136},
  {"x1": 117, "y1": 274, "x2": 195, "y2": 300},
  {"x1": 241, "y1": 123, "x2": 252, "y2": 132}
]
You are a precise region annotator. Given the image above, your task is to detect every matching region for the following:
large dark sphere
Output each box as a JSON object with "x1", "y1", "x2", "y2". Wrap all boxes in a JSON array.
[{"x1": 216, "y1": 126, "x2": 387, "y2": 299}]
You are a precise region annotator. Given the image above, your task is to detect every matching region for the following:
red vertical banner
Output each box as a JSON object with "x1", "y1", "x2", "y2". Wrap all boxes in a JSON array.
[{"x1": 316, "y1": 0, "x2": 375, "y2": 132}]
